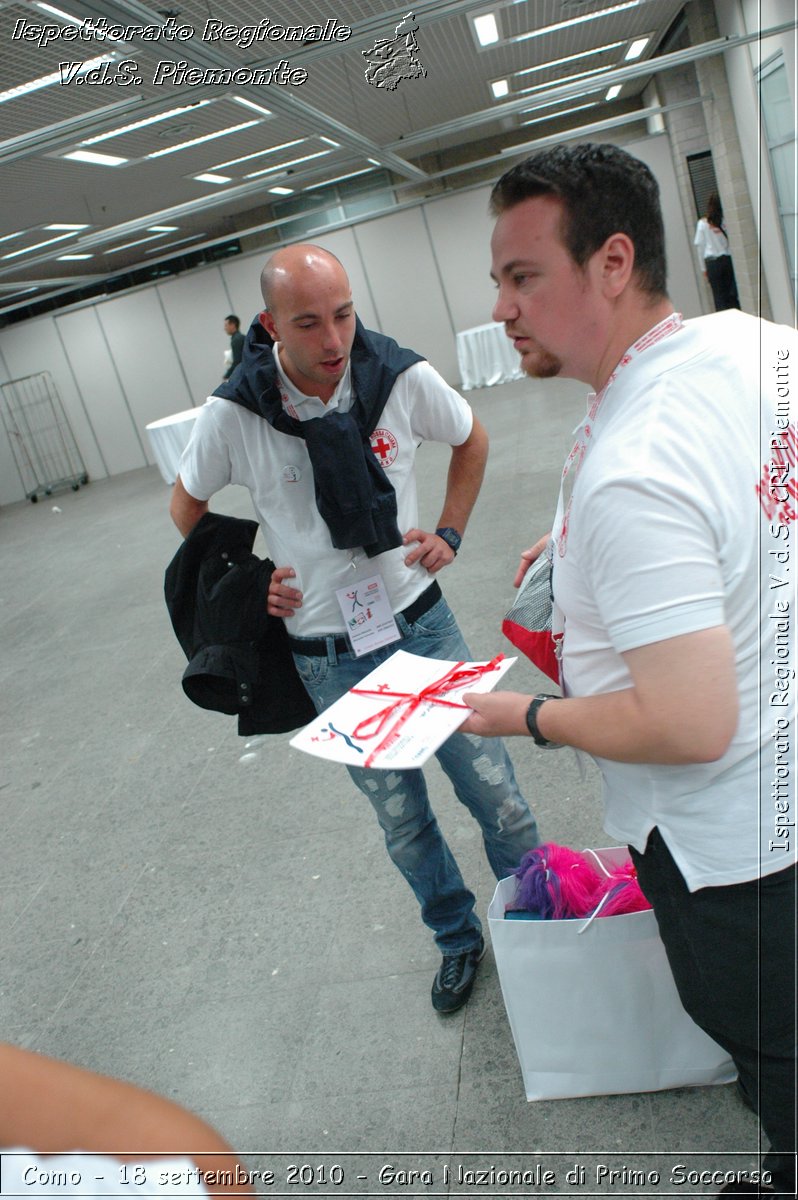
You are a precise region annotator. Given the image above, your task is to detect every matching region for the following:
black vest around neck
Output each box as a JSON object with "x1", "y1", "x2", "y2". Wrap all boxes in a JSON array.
[{"x1": 214, "y1": 316, "x2": 424, "y2": 557}]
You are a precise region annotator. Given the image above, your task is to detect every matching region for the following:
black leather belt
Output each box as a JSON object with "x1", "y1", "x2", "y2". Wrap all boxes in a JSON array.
[{"x1": 288, "y1": 580, "x2": 442, "y2": 657}]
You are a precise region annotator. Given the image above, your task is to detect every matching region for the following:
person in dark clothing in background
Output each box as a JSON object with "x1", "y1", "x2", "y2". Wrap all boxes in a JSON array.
[{"x1": 222, "y1": 314, "x2": 245, "y2": 380}]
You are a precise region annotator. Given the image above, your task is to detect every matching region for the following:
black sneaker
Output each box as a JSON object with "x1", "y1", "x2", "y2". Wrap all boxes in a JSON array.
[{"x1": 431, "y1": 936, "x2": 485, "y2": 1013}]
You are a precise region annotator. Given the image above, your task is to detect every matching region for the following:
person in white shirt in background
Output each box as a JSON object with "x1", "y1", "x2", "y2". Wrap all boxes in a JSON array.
[{"x1": 694, "y1": 192, "x2": 741, "y2": 311}]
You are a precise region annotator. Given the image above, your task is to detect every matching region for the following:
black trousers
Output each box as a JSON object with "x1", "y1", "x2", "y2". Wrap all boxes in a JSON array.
[
  {"x1": 706, "y1": 253, "x2": 741, "y2": 311},
  {"x1": 630, "y1": 829, "x2": 796, "y2": 1197}
]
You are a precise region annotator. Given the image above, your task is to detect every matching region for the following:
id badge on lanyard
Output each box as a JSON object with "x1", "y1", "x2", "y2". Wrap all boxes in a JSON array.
[{"x1": 335, "y1": 572, "x2": 401, "y2": 657}]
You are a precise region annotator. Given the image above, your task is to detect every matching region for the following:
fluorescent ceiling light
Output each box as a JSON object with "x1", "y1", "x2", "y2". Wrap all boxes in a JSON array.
[
  {"x1": 367, "y1": 158, "x2": 381, "y2": 166},
  {"x1": 0, "y1": 230, "x2": 29, "y2": 245},
  {"x1": 243, "y1": 149, "x2": 331, "y2": 180},
  {"x1": 35, "y1": 3, "x2": 127, "y2": 43},
  {"x1": 307, "y1": 168, "x2": 373, "y2": 189},
  {"x1": 106, "y1": 234, "x2": 167, "y2": 254},
  {"x1": 516, "y1": 63, "x2": 622, "y2": 99},
  {"x1": 45, "y1": 223, "x2": 89, "y2": 230},
  {"x1": 625, "y1": 37, "x2": 650, "y2": 61},
  {"x1": 148, "y1": 225, "x2": 178, "y2": 232},
  {"x1": 209, "y1": 138, "x2": 305, "y2": 171},
  {"x1": 521, "y1": 90, "x2": 604, "y2": 115},
  {"x1": 2, "y1": 232, "x2": 77, "y2": 260},
  {"x1": 491, "y1": 79, "x2": 509, "y2": 99},
  {"x1": 146, "y1": 120, "x2": 259, "y2": 159},
  {"x1": 606, "y1": 85, "x2": 622, "y2": 100},
  {"x1": 319, "y1": 137, "x2": 340, "y2": 148},
  {"x1": 193, "y1": 172, "x2": 232, "y2": 184},
  {"x1": 473, "y1": 13, "x2": 499, "y2": 46},
  {"x1": 81, "y1": 101, "x2": 213, "y2": 145},
  {"x1": 144, "y1": 235, "x2": 204, "y2": 254},
  {"x1": 35, "y1": 3, "x2": 83, "y2": 22},
  {"x1": 63, "y1": 148, "x2": 128, "y2": 166},
  {"x1": 0, "y1": 55, "x2": 117, "y2": 105},
  {"x1": 521, "y1": 101, "x2": 602, "y2": 127},
  {"x1": 57, "y1": 253, "x2": 93, "y2": 260},
  {"x1": 514, "y1": 41, "x2": 624, "y2": 78},
  {"x1": 231, "y1": 97, "x2": 273, "y2": 117},
  {"x1": 511, "y1": 1, "x2": 640, "y2": 44},
  {"x1": 269, "y1": 186, "x2": 294, "y2": 195}
]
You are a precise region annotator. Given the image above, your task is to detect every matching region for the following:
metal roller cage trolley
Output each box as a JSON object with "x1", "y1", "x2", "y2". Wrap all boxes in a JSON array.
[{"x1": 0, "y1": 371, "x2": 89, "y2": 502}]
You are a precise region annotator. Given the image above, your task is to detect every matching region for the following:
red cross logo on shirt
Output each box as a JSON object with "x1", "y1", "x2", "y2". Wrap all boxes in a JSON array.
[{"x1": 370, "y1": 427, "x2": 398, "y2": 467}]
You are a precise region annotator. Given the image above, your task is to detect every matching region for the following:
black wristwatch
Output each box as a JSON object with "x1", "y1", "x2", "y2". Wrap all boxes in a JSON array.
[
  {"x1": 435, "y1": 526, "x2": 462, "y2": 555},
  {"x1": 525, "y1": 694, "x2": 562, "y2": 748}
]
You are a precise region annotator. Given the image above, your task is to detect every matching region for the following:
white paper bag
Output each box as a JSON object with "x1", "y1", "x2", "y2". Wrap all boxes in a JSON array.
[{"x1": 488, "y1": 847, "x2": 736, "y2": 1101}]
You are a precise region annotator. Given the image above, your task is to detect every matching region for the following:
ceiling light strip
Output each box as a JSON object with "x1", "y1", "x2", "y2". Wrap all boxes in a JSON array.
[
  {"x1": 106, "y1": 234, "x2": 169, "y2": 254},
  {"x1": 81, "y1": 100, "x2": 214, "y2": 145},
  {"x1": 146, "y1": 120, "x2": 260, "y2": 159},
  {"x1": 243, "y1": 149, "x2": 332, "y2": 180},
  {"x1": 209, "y1": 138, "x2": 305, "y2": 171},
  {"x1": 500, "y1": 99, "x2": 700, "y2": 157},
  {"x1": 520, "y1": 101, "x2": 603, "y2": 127},
  {"x1": 510, "y1": 0, "x2": 641, "y2": 44},
  {"x1": 386, "y1": 19, "x2": 798, "y2": 151},
  {"x1": 514, "y1": 41, "x2": 625, "y2": 78},
  {"x1": 2, "y1": 231, "x2": 78, "y2": 260},
  {"x1": 306, "y1": 167, "x2": 374, "y2": 189},
  {"x1": 64, "y1": 149, "x2": 128, "y2": 166},
  {"x1": 0, "y1": 55, "x2": 118, "y2": 105}
]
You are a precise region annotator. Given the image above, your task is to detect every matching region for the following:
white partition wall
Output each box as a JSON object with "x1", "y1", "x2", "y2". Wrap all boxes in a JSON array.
[
  {"x1": 156, "y1": 267, "x2": 233, "y2": 404},
  {"x1": 353, "y1": 206, "x2": 459, "y2": 381},
  {"x1": 624, "y1": 133, "x2": 704, "y2": 318},
  {"x1": 97, "y1": 291, "x2": 195, "y2": 457},
  {"x1": 218, "y1": 254, "x2": 268, "y2": 328},
  {"x1": 422, "y1": 185, "x2": 498, "y2": 333},
  {"x1": 55, "y1": 307, "x2": 149, "y2": 477}
]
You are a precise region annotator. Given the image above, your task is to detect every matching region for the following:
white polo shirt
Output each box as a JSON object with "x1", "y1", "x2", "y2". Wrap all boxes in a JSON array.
[
  {"x1": 179, "y1": 351, "x2": 473, "y2": 636},
  {"x1": 552, "y1": 310, "x2": 798, "y2": 890}
]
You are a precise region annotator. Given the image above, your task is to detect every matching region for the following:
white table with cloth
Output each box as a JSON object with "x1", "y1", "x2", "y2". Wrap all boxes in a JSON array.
[
  {"x1": 145, "y1": 407, "x2": 203, "y2": 484},
  {"x1": 455, "y1": 321, "x2": 524, "y2": 390}
]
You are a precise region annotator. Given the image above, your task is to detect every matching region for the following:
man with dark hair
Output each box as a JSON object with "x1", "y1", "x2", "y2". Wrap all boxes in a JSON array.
[
  {"x1": 222, "y1": 314, "x2": 245, "y2": 380},
  {"x1": 464, "y1": 143, "x2": 796, "y2": 1196},
  {"x1": 173, "y1": 244, "x2": 539, "y2": 1013},
  {"x1": 489, "y1": 142, "x2": 667, "y2": 297}
]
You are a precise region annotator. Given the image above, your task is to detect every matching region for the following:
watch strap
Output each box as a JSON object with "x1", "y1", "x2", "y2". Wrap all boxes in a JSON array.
[
  {"x1": 525, "y1": 694, "x2": 561, "y2": 748},
  {"x1": 435, "y1": 526, "x2": 462, "y2": 554}
]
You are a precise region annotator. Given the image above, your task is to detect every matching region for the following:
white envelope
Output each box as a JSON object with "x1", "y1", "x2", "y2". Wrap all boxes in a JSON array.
[{"x1": 290, "y1": 649, "x2": 515, "y2": 769}]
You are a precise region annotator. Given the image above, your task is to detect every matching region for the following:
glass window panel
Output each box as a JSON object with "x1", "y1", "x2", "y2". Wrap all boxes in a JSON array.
[
  {"x1": 770, "y1": 142, "x2": 796, "y2": 210},
  {"x1": 760, "y1": 65, "x2": 794, "y2": 143}
]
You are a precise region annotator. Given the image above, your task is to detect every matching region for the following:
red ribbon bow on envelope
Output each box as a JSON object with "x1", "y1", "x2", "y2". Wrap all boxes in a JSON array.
[{"x1": 350, "y1": 654, "x2": 505, "y2": 767}]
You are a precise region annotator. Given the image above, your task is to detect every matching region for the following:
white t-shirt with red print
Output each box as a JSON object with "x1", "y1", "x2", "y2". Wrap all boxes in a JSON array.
[{"x1": 552, "y1": 309, "x2": 798, "y2": 890}]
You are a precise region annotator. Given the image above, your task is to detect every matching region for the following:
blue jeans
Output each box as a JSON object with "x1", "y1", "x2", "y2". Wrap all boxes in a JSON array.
[{"x1": 292, "y1": 594, "x2": 539, "y2": 954}]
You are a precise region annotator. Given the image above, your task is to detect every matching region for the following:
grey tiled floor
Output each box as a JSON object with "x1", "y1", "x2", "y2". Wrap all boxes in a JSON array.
[{"x1": 1, "y1": 374, "x2": 760, "y2": 1193}]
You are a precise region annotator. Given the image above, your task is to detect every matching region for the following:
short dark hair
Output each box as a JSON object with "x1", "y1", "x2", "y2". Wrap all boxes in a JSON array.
[
  {"x1": 490, "y1": 143, "x2": 667, "y2": 298},
  {"x1": 225, "y1": 314, "x2": 240, "y2": 329}
]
